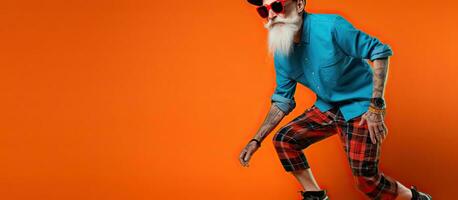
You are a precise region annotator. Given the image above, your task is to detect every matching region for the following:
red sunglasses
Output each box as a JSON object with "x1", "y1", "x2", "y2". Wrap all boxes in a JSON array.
[{"x1": 256, "y1": 0, "x2": 287, "y2": 19}]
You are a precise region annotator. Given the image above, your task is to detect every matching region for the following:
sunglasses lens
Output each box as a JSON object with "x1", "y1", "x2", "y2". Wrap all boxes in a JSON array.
[
  {"x1": 257, "y1": 6, "x2": 268, "y2": 18},
  {"x1": 271, "y1": 1, "x2": 283, "y2": 13}
]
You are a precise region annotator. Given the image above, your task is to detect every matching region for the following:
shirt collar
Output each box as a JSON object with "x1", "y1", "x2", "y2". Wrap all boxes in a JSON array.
[{"x1": 300, "y1": 11, "x2": 310, "y2": 44}]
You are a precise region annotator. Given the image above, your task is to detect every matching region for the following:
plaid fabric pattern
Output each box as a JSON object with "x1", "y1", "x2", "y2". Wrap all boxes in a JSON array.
[{"x1": 273, "y1": 105, "x2": 399, "y2": 200}]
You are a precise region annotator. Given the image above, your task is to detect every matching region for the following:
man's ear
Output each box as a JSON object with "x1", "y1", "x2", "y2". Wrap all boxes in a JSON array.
[{"x1": 296, "y1": 0, "x2": 305, "y2": 14}]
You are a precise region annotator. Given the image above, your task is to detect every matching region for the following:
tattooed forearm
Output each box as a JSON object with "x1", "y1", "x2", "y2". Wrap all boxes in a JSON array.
[
  {"x1": 252, "y1": 102, "x2": 286, "y2": 143},
  {"x1": 372, "y1": 58, "x2": 390, "y2": 98}
]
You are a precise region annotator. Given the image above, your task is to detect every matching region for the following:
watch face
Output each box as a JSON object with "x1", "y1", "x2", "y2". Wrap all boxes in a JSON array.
[{"x1": 375, "y1": 98, "x2": 385, "y2": 107}]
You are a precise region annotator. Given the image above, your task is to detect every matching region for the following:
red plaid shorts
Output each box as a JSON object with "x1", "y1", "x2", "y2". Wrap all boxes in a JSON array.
[{"x1": 273, "y1": 105, "x2": 399, "y2": 200}]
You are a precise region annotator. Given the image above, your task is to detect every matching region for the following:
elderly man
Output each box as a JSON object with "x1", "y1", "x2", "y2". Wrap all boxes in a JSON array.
[{"x1": 238, "y1": 0, "x2": 432, "y2": 199}]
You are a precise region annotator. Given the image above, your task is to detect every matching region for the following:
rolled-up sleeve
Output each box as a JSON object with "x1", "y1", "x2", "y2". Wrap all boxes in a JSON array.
[
  {"x1": 332, "y1": 15, "x2": 393, "y2": 61},
  {"x1": 271, "y1": 61, "x2": 297, "y2": 115}
]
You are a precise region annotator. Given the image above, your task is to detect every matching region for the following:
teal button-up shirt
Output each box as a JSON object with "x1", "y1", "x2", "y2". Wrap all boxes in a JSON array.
[{"x1": 271, "y1": 11, "x2": 393, "y2": 121}]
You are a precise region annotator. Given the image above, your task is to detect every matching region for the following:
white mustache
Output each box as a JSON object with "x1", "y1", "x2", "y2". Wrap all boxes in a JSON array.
[
  {"x1": 264, "y1": 11, "x2": 302, "y2": 56},
  {"x1": 264, "y1": 15, "x2": 300, "y2": 29}
]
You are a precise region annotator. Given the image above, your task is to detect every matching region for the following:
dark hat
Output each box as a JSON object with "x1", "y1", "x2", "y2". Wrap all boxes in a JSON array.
[{"x1": 247, "y1": 0, "x2": 263, "y2": 6}]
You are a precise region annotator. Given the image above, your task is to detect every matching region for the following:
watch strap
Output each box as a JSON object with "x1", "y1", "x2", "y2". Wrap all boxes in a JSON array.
[{"x1": 249, "y1": 138, "x2": 261, "y2": 147}]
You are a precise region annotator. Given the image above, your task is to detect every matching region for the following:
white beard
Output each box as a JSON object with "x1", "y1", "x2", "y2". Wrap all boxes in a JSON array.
[{"x1": 264, "y1": 12, "x2": 303, "y2": 56}]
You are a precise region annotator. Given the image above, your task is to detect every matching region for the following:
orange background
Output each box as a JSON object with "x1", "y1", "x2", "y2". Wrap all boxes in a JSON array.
[{"x1": 1, "y1": 0, "x2": 457, "y2": 199}]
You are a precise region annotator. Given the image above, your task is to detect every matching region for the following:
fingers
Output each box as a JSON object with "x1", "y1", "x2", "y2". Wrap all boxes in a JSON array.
[
  {"x1": 239, "y1": 150, "x2": 247, "y2": 167},
  {"x1": 369, "y1": 122, "x2": 388, "y2": 144},
  {"x1": 368, "y1": 123, "x2": 377, "y2": 144},
  {"x1": 378, "y1": 124, "x2": 385, "y2": 142},
  {"x1": 359, "y1": 115, "x2": 366, "y2": 126},
  {"x1": 365, "y1": 115, "x2": 376, "y2": 144},
  {"x1": 382, "y1": 123, "x2": 388, "y2": 134},
  {"x1": 380, "y1": 123, "x2": 388, "y2": 141},
  {"x1": 239, "y1": 147, "x2": 253, "y2": 167},
  {"x1": 375, "y1": 125, "x2": 382, "y2": 143},
  {"x1": 359, "y1": 115, "x2": 376, "y2": 144},
  {"x1": 240, "y1": 149, "x2": 251, "y2": 167}
]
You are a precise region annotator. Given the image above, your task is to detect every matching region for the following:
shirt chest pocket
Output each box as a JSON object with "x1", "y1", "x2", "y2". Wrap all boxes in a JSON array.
[{"x1": 318, "y1": 56, "x2": 345, "y2": 85}]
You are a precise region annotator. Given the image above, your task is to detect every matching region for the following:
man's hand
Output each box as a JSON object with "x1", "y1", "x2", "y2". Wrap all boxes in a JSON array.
[
  {"x1": 239, "y1": 103, "x2": 286, "y2": 168},
  {"x1": 239, "y1": 140, "x2": 260, "y2": 167},
  {"x1": 359, "y1": 111, "x2": 388, "y2": 144}
]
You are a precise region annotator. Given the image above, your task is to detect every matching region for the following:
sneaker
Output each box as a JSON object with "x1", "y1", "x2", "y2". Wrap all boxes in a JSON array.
[
  {"x1": 298, "y1": 189, "x2": 329, "y2": 200},
  {"x1": 410, "y1": 185, "x2": 432, "y2": 200}
]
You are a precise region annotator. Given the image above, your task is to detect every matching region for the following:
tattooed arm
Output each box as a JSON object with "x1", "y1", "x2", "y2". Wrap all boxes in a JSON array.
[
  {"x1": 251, "y1": 102, "x2": 286, "y2": 144},
  {"x1": 240, "y1": 56, "x2": 296, "y2": 167},
  {"x1": 359, "y1": 57, "x2": 390, "y2": 144},
  {"x1": 372, "y1": 57, "x2": 390, "y2": 98},
  {"x1": 239, "y1": 102, "x2": 286, "y2": 167}
]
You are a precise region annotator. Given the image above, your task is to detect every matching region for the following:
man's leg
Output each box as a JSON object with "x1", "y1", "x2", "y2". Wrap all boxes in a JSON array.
[
  {"x1": 291, "y1": 168, "x2": 322, "y2": 191},
  {"x1": 272, "y1": 106, "x2": 338, "y2": 191},
  {"x1": 395, "y1": 182, "x2": 414, "y2": 200},
  {"x1": 336, "y1": 112, "x2": 413, "y2": 200}
]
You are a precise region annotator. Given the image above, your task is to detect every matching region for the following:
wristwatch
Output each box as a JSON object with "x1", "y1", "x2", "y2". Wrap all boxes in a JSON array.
[
  {"x1": 249, "y1": 138, "x2": 261, "y2": 147},
  {"x1": 370, "y1": 97, "x2": 386, "y2": 109}
]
